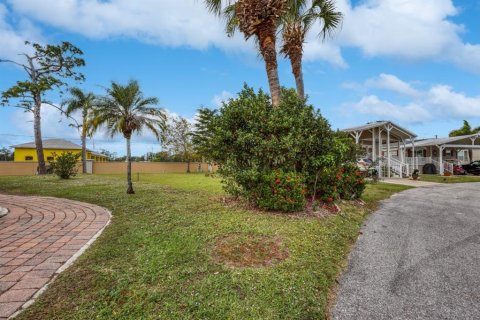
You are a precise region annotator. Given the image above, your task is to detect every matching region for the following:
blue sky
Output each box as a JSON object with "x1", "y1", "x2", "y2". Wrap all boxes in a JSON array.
[{"x1": 1, "y1": 0, "x2": 480, "y2": 156}]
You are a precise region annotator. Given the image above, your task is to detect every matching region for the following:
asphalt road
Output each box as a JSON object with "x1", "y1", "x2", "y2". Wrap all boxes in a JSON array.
[{"x1": 332, "y1": 183, "x2": 480, "y2": 320}]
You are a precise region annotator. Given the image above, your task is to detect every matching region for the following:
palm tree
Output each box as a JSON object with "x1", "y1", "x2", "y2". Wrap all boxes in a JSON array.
[
  {"x1": 205, "y1": 0, "x2": 288, "y2": 106},
  {"x1": 280, "y1": 0, "x2": 342, "y2": 99},
  {"x1": 449, "y1": 120, "x2": 480, "y2": 137},
  {"x1": 94, "y1": 80, "x2": 166, "y2": 194},
  {"x1": 63, "y1": 88, "x2": 98, "y2": 173}
]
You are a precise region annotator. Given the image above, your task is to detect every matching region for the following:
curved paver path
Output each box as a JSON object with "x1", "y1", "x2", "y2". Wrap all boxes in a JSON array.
[
  {"x1": 0, "y1": 194, "x2": 110, "y2": 319},
  {"x1": 332, "y1": 183, "x2": 480, "y2": 320}
]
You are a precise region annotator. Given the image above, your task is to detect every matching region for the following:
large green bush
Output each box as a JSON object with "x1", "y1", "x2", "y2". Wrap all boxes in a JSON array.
[
  {"x1": 50, "y1": 152, "x2": 80, "y2": 179},
  {"x1": 195, "y1": 85, "x2": 360, "y2": 211}
]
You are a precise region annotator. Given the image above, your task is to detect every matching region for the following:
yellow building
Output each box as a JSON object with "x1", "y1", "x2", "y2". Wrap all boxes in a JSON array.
[{"x1": 12, "y1": 139, "x2": 108, "y2": 162}]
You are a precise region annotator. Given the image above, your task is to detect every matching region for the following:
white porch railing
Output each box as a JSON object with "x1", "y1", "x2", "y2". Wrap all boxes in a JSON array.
[
  {"x1": 377, "y1": 157, "x2": 410, "y2": 178},
  {"x1": 404, "y1": 156, "x2": 454, "y2": 175}
]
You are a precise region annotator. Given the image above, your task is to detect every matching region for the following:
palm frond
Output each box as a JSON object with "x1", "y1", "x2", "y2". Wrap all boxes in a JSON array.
[{"x1": 94, "y1": 80, "x2": 166, "y2": 141}]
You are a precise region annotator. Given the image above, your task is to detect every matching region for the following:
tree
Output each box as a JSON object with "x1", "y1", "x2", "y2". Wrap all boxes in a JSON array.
[
  {"x1": 99, "y1": 149, "x2": 117, "y2": 161},
  {"x1": 63, "y1": 87, "x2": 98, "y2": 173},
  {"x1": 195, "y1": 85, "x2": 362, "y2": 211},
  {"x1": 94, "y1": 80, "x2": 166, "y2": 194},
  {"x1": 163, "y1": 116, "x2": 197, "y2": 172},
  {"x1": 0, "y1": 147, "x2": 13, "y2": 161},
  {"x1": 0, "y1": 41, "x2": 85, "y2": 174},
  {"x1": 280, "y1": 0, "x2": 342, "y2": 99},
  {"x1": 449, "y1": 120, "x2": 480, "y2": 137},
  {"x1": 206, "y1": 0, "x2": 288, "y2": 106},
  {"x1": 192, "y1": 107, "x2": 218, "y2": 159}
]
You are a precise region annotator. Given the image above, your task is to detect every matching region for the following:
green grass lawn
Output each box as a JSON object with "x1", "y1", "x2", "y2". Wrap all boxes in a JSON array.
[
  {"x1": 0, "y1": 174, "x2": 410, "y2": 319},
  {"x1": 418, "y1": 174, "x2": 480, "y2": 183}
]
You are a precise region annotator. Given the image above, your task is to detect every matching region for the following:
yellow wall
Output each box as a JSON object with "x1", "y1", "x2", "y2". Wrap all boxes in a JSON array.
[{"x1": 14, "y1": 148, "x2": 107, "y2": 162}]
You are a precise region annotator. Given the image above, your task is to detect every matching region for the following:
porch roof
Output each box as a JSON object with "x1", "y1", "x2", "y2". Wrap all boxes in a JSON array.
[
  {"x1": 405, "y1": 133, "x2": 480, "y2": 148},
  {"x1": 342, "y1": 120, "x2": 417, "y2": 141}
]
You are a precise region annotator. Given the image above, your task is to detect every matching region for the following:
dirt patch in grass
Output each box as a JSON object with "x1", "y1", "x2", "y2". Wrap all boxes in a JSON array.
[{"x1": 212, "y1": 233, "x2": 289, "y2": 268}]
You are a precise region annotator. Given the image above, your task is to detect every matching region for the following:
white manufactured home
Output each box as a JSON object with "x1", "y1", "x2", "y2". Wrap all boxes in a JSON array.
[{"x1": 343, "y1": 121, "x2": 480, "y2": 177}]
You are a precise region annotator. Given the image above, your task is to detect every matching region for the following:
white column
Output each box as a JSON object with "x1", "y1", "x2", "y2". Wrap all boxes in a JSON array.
[
  {"x1": 378, "y1": 128, "x2": 383, "y2": 177},
  {"x1": 386, "y1": 126, "x2": 391, "y2": 178},
  {"x1": 412, "y1": 139, "x2": 416, "y2": 169},
  {"x1": 371, "y1": 128, "x2": 376, "y2": 161},
  {"x1": 439, "y1": 145, "x2": 444, "y2": 175},
  {"x1": 400, "y1": 139, "x2": 405, "y2": 163},
  {"x1": 378, "y1": 128, "x2": 383, "y2": 158}
]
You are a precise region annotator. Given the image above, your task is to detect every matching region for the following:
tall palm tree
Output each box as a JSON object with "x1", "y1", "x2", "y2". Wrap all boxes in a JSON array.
[
  {"x1": 94, "y1": 80, "x2": 166, "y2": 194},
  {"x1": 206, "y1": 0, "x2": 288, "y2": 106},
  {"x1": 63, "y1": 87, "x2": 98, "y2": 173},
  {"x1": 281, "y1": 0, "x2": 342, "y2": 99}
]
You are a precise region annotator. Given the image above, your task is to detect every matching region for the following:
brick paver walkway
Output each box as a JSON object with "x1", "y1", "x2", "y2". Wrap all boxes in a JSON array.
[{"x1": 0, "y1": 194, "x2": 110, "y2": 319}]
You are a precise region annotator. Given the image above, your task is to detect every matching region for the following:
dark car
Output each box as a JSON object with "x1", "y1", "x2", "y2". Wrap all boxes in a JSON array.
[{"x1": 462, "y1": 161, "x2": 480, "y2": 175}]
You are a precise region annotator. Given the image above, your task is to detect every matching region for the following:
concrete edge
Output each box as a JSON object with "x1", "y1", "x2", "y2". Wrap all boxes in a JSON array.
[
  {"x1": 10, "y1": 209, "x2": 113, "y2": 319},
  {"x1": 0, "y1": 206, "x2": 8, "y2": 217}
]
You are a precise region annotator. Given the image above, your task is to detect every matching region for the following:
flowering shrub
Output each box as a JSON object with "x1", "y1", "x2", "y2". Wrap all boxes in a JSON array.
[
  {"x1": 193, "y1": 85, "x2": 365, "y2": 212},
  {"x1": 252, "y1": 171, "x2": 306, "y2": 212},
  {"x1": 337, "y1": 163, "x2": 366, "y2": 200},
  {"x1": 313, "y1": 164, "x2": 365, "y2": 203},
  {"x1": 315, "y1": 168, "x2": 339, "y2": 203}
]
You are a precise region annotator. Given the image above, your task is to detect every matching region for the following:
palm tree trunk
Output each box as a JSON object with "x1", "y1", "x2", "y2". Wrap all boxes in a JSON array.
[
  {"x1": 290, "y1": 51, "x2": 305, "y2": 100},
  {"x1": 81, "y1": 125, "x2": 87, "y2": 174},
  {"x1": 258, "y1": 29, "x2": 282, "y2": 107},
  {"x1": 187, "y1": 159, "x2": 190, "y2": 173},
  {"x1": 33, "y1": 98, "x2": 46, "y2": 174},
  {"x1": 126, "y1": 137, "x2": 135, "y2": 194}
]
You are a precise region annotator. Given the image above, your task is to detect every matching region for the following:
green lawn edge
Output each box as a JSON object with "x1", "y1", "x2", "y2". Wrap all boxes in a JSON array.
[
  {"x1": 0, "y1": 174, "x2": 411, "y2": 320},
  {"x1": 417, "y1": 174, "x2": 480, "y2": 183}
]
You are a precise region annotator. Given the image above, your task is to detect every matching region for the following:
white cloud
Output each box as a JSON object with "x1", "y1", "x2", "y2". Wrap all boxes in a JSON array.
[
  {"x1": 0, "y1": 4, "x2": 42, "y2": 60},
  {"x1": 365, "y1": 74, "x2": 421, "y2": 97},
  {"x1": 303, "y1": 39, "x2": 347, "y2": 68},
  {"x1": 427, "y1": 85, "x2": 480, "y2": 118},
  {"x1": 349, "y1": 95, "x2": 431, "y2": 123},
  {"x1": 343, "y1": 74, "x2": 480, "y2": 123},
  {"x1": 5, "y1": 0, "x2": 249, "y2": 52},
  {"x1": 212, "y1": 90, "x2": 234, "y2": 107},
  {"x1": 2, "y1": 0, "x2": 480, "y2": 72},
  {"x1": 295, "y1": 0, "x2": 480, "y2": 71}
]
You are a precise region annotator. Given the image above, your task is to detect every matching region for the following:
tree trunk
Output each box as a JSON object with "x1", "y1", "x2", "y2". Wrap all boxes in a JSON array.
[
  {"x1": 81, "y1": 125, "x2": 87, "y2": 174},
  {"x1": 126, "y1": 137, "x2": 134, "y2": 194},
  {"x1": 258, "y1": 29, "x2": 281, "y2": 107},
  {"x1": 81, "y1": 108, "x2": 88, "y2": 174},
  {"x1": 290, "y1": 51, "x2": 305, "y2": 100},
  {"x1": 187, "y1": 159, "x2": 190, "y2": 173},
  {"x1": 33, "y1": 97, "x2": 47, "y2": 174}
]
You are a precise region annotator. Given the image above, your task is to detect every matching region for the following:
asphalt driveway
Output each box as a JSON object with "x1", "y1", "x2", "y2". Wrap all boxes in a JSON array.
[{"x1": 332, "y1": 183, "x2": 480, "y2": 320}]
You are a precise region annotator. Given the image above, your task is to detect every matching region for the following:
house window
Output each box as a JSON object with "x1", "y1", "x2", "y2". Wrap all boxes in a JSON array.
[
  {"x1": 47, "y1": 157, "x2": 54, "y2": 161},
  {"x1": 25, "y1": 156, "x2": 33, "y2": 161},
  {"x1": 458, "y1": 150, "x2": 468, "y2": 162}
]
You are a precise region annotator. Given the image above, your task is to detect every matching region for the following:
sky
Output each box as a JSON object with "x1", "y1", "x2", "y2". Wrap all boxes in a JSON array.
[{"x1": 0, "y1": 0, "x2": 479, "y2": 156}]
